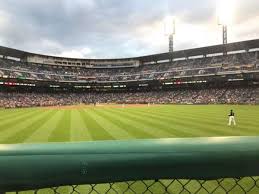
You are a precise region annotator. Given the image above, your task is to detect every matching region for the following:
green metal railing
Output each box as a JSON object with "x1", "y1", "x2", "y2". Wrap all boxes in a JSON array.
[{"x1": 1, "y1": 137, "x2": 259, "y2": 193}]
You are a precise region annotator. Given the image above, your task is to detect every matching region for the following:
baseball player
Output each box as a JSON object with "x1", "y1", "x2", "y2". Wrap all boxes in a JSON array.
[{"x1": 228, "y1": 109, "x2": 236, "y2": 126}]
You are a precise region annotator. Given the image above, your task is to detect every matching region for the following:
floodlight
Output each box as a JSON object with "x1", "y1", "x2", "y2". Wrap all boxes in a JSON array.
[
  {"x1": 164, "y1": 16, "x2": 175, "y2": 36},
  {"x1": 217, "y1": 0, "x2": 235, "y2": 26},
  {"x1": 164, "y1": 16, "x2": 176, "y2": 53},
  {"x1": 217, "y1": 0, "x2": 235, "y2": 49}
]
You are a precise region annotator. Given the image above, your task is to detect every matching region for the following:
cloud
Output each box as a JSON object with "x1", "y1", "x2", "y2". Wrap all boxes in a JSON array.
[
  {"x1": 232, "y1": 16, "x2": 259, "y2": 41},
  {"x1": 63, "y1": 0, "x2": 96, "y2": 14},
  {"x1": 59, "y1": 47, "x2": 93, "y2": 59},
  {"x1": 0, "y1": 0, "x2": 258, "y2": 58}
]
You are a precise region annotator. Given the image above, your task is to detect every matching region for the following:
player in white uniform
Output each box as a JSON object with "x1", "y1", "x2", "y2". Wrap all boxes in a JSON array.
[{"x1": 228, "y1": 110, "x2": 236, "y2": 126}]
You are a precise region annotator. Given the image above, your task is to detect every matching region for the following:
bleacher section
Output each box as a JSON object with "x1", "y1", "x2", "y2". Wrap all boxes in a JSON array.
[
  {"x1": 0, "y1": 52, "x2": 258, "y2": 82},
  {"x1": 0, "y1": 88, "x2": 257, "y2": 108}
]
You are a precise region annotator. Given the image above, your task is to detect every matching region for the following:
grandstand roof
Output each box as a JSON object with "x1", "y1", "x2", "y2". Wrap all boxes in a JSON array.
[{"x1": 0, "y1": 39, "x2": 259, "y2": 62}]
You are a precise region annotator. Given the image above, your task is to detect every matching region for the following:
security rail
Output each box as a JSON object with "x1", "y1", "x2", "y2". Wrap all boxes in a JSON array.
[{"x1": 1, "y1": 136, "x2": 259, "y2": 193}]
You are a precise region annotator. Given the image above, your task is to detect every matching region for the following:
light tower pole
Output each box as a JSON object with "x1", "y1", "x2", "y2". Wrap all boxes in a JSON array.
[
  {"x1": 217, "y1": 0, "x2": 235, "y2": 55},
  {"x1": 218, "y1": 22, "x2": 228, "y2": 56},
  {"x1": 168, "y1": 19, "x2": 175, "y2": 53},
  {"x1": 222, "y1": 25, "x2": 227, "y2": 45},
  {"x1": 222, "y1": 24, "x2": 228, "y2": 56},
  {"x1": 165, "y1": 17, "x2": 175, "y2": 62},
  {"x1": 169, "y1": 33, "x2": 174, "y2": 53}
]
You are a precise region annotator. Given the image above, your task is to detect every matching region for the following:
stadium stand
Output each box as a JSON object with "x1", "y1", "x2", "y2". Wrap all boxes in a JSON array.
[
  {"x1": 0, "y1": 51, "x2": 258, "y2": 82},
  {"x1": 0, "y1": 39, "x2": 258, "y2": 108},
  {"x1": 0, "y1": 88, "x2": 257, "y2": 108}
]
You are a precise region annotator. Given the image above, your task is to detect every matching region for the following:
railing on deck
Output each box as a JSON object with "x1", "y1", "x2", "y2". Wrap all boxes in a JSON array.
[{"x1": 1, "y1": 137, "x2": 259, "y2": 194}]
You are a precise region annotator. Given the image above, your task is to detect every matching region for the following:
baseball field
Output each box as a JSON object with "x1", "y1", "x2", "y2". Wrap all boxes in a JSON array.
[{"x1": 2, "y1": 104, "x2": 259, "y2": 194}]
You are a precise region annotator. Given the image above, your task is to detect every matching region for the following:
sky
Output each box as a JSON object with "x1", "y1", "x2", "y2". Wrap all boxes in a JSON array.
[{"x1": 0, "y1": 0, "x2": 258, "y2": 59}]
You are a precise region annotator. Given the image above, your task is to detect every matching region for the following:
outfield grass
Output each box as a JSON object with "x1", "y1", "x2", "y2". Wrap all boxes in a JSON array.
[
  {"x1": 1, "y1": 104, "x2": 259, "y2": 144},
  {"x1": 2, "y1": 104, "x2": 259, "y2": 194}
]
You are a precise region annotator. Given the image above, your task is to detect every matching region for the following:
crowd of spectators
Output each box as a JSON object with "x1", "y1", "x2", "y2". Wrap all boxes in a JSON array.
[
  {"x1": 0, "y1": 87, "x2": 257, "y2": 108},
  {"x1": 0, "y1": 52, "x2": 258, "y2": 82}
]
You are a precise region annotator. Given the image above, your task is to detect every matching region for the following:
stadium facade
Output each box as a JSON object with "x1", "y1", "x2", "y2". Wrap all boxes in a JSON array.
[{"x1": 0, "y1": 39, "x2": 258, "y2": 106}]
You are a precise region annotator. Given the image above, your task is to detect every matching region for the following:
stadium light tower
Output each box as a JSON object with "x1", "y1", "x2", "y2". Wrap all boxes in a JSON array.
[
  {"x1": 164, "y1": 16, "x2": 176, "y2": 52},
  {"x1": 217, "y1": 0, "x2": 235, "y2": 55},
  {"x1": 218, "y1": 18, "x2": 228, "y2": 45},
  {"x1": 164, "y1": 16, "x2": 176, "y2": 60},
  {"x1": 218, "y1": 23, "x2": 228, "y2": 55}
]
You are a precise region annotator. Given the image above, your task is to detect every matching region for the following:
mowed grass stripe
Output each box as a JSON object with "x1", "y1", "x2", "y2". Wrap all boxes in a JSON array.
[
  {"x1": 93, "y1": 108, "x2": 155, "y2": 139},
  {"x1": 0, "y1": 108, "x2": 40, "y2": 127},
  {"x1": 123, "y1": 107, "x2": 242, "y2": 137},
  {"x1": 108, "y1": 108, "x2": 184, "y2": 137},
  {"x1": 88, "y1": 109, "x2": 135, "y2": 140},
  {"x1": 111, "y1": 107, "x2": 250, "y2": 137},
  {"x1": 154, "y1": 105, "x2": 259, "y2": 121},
  {"x1": 154, "y1": 106, "x2": 256, "y2": 123},
  {"x1": 2, "y1": 110, "x2": 57, "y2": 144},
  {"x1": 167, "y1": 107, "x2": 259, "y2": 135},
  {"x1": 0, "y1": 109, "x2": 41, "y2": 134},
  {"x1": 99, "y1": 108, "x2": 172, "y2": 138},
  {"x1": 78, "y1": 109, "x2": 114, "y2": 140},
  {"x1": 125, "y1": 106, "x2": 255, "y2": 136},
  {"x1": 137, "y1": 107, "x2": 259, "y2": 135},
  {"x1": 152, "y1": 107, "x2": 256, "y2": 127},
  {"x1": 127, "y1": 108, "x2": 229, "y2": 132},
  {"x1": 159, "y1": 108, "x2": 259, "y2": 135},
  {"x1": 0, "y1": 110, "x2": 47, "y2": 143},
  {"x1": 48, "y1": 110, "x2": 71, "y2": 142},
  {"x1": 130, "y1": 105, "x2": 259, "y2": 136},
  {"x1": 0, "y1": 108, "x2": 33, "y2": 121},
  {"x1": 70, "y1": 110, "x2": 93, "y2": 142},
  {"x1": 24, "y1": 111, "x2": 63, "y2": 143},
  {"x1": 118, "y1": 108, "x2": 204, "y2": 137},
  {"x1": 106, "y1": 108, "x2": 182, "y2": 138}
]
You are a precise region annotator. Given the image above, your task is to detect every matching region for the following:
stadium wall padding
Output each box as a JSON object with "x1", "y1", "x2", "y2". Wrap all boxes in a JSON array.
[{"x1": 1, "y1": 136, "x2": 259, "y2": 191}]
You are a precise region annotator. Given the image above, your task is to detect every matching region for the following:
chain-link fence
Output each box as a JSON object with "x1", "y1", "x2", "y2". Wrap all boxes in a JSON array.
[{"x1": 7, "y1": 177, "x2": 259, "y2": 194}]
